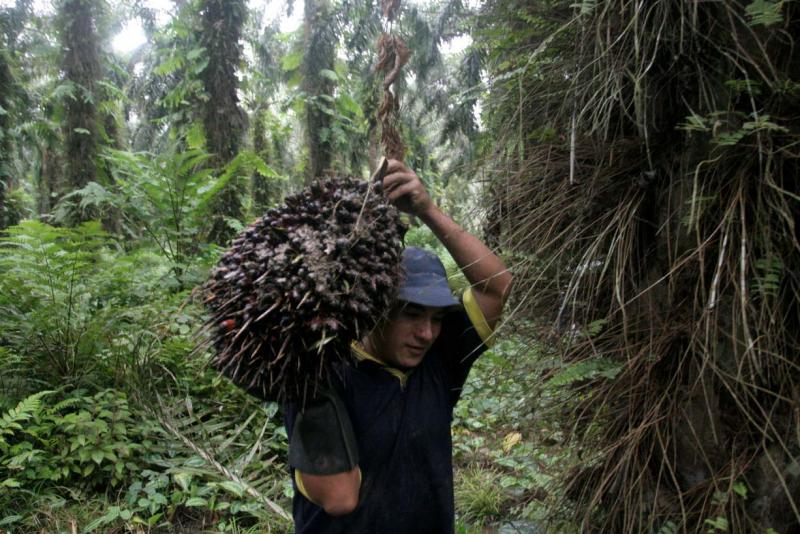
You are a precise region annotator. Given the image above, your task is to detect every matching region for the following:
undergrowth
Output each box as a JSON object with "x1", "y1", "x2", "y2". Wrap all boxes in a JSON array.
[
  {"x1": 0, "y1": 221, "x2": 292, "y2": 532},
  {"x1": 452, "y1": 332, "x2": 579, "y2": 533}
]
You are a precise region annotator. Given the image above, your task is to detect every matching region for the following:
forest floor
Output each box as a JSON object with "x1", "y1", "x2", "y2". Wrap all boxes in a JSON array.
[{"x1": 452, "y1": 337, "x2": 567, "y2": 533}]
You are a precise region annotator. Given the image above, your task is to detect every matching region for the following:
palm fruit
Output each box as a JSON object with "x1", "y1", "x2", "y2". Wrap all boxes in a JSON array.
[{"x1": 203, "y1": 176, "x2": 407, "y2": 402}]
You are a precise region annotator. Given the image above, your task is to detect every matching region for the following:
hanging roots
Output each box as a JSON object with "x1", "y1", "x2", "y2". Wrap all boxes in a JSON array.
[{"x1": 203, "y1": 177, "x2": 407, "y2": 402}]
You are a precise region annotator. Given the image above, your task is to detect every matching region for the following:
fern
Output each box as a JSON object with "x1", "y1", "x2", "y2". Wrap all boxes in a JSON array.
[
  {"x1": 0, "y1": 221, "x2": 115, "y2": 386},
  {"x1": 0, "y1": 391, "x2": 52, "y2": 443},
  {"x1": 753, "y1": 257, "x2": 783, "y2": 297}
]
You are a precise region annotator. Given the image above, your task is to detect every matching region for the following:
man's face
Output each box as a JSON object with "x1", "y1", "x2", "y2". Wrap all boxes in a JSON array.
[{"x1": 368, "y1": 302, "x2": 448, "y2": 368}]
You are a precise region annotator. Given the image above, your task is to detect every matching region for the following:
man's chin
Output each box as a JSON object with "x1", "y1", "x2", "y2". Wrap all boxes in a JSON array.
[{"x1": 397, "y1": 351, "x2": 426, "y2": 368}]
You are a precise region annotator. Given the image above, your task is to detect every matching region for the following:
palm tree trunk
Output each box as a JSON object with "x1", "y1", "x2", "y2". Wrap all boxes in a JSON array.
[
  {"x1": 0, "y1": 50, "x2": 13, "y2": 230},
  {"x1": 252, "y1": 109, "x2": 272, "y2": 214},
  {"x1": 200, "y1": 0, "x2": 247, "y2": 245},
  {"x1": 303, "y1": 0, "x2": 335, "y2": 183},
  {"x1": 59, "y1": 0, "x2": 101, "y2": 196}
]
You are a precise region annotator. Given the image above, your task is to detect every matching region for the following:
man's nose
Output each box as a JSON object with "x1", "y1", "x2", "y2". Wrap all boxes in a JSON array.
[{"x1": 415, "y1": 319, "x2": 435, "y2": 342}]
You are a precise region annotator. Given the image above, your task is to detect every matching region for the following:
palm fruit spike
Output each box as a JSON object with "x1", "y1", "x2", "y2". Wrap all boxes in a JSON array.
[{"x1": 203, "y1": 175, "x2": 407, "y2": 402}]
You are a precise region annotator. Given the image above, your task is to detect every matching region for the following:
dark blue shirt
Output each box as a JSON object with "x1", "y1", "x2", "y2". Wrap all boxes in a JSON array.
[{"x1": 284, "y1": 293, "x2": 491, "y2": 533}]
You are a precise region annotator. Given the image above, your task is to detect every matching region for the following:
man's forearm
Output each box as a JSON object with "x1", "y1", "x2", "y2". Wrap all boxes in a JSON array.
[{"x1": 419, "y1": 204, "x2": 512, "y2": 317}]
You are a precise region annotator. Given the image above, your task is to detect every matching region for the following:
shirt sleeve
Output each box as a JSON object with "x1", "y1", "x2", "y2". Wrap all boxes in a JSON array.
[
  {"x1": 435, "y1": 287, "x2": 495, "y2": 406},
  {"x1": 283, "y1": 366, "x2": 353, "y2": 503}
]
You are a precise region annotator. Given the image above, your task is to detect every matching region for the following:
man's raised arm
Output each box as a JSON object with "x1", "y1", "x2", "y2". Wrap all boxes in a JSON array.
[{"x1": 382, "y1": 159, "x2": 513, "y2": 328}]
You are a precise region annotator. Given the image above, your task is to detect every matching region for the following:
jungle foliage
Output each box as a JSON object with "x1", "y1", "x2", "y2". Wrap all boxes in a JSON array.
[
  {"x1": 1, "y1": 0, "x2": 798, "y2": 532},
  {"x1": 0, "y1": 0, "x2": 498, "y2": 531}
]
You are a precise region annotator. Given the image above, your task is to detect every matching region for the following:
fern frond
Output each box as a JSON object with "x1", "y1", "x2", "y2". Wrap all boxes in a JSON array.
[{"x1": 0, "y1": 390, "x2": 53, "y2": 438}]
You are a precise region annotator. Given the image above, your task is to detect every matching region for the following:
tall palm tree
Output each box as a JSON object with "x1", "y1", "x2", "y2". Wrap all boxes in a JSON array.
[
  {"x1": 0, "y1": 49, "x2": 14, "y2": 229},
  {"x1": 303, "y1": 0, "x2": 336, "y2": 183},
  {"x1": 481, "y1": 0, "x2": 800, "y2": 531},
  {"x1": 199, "y1": 0, "x2": 247, "y2": 245},
  {"x1": 58, "y1": 0, "x2": 102, "y2": 197}
]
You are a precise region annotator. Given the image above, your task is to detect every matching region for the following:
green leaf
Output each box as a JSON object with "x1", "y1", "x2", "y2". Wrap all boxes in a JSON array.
[
  {"x1": 679, "y1": 111, "x2": 710, "y2": 133},
  {"x1": 281, "y1": 50, "x2": 303, "y2": 71},
  {"x1": 185, "y1": 497, "x2": 207, "y2": 507},
  {"x1": 575, "y1": 0, "x2": 596, "y2": 16},
  {"x1": 74, "y1": 128, "x2": 91, "y2": 135},
  {"x1": 715, "y1": 130, "x2": 747, "y2": 146},
  {"x1": 0, "y1": 391, "x2": 52, "y2": 439},
  {"x1": 97, "y1": 80, "x2": 127, "y2": 101},
  {"x1": 319, "y1": 69, "x2": 338, "y2": 81},
  {"x1": 217, "y1": 480, "x2": 245, "y2": 497},
  {"x1": 91, "y1": 450, "x2": 104, "y2": 464},
  {"x1": 52, "y1": 82, "x2": 77, "y2": 101},
  {"x1": 338, "y1": 93, "x2": 363, "y2": 118},
  {"x1": 83, "y1": 506, "x2": 119, "y2": 532},
  {"x1": 191, "y1": 58, "x2": 209, "y2": 76},
  {"x1": 154, "y1": 55, "x2": 184, "y2": 76},
  {"x1": 732, "y1": 481, "x2": 748, "y2": 498},
  {"x1": 186, "y1": 123, "x2": 206, "y2": 150},
  {"x1": 0, "y1": 515, "x2": 21, "y2": 526},
  {"x1": 549, "y1": 358, "x2": 622, "y2": 386},
  {"x1": 187, "y1": 47, "x2": 205, "y2": 60},
  {"x1": 704, "y1": 516, "x2": 729, "y2": 531},
  {"x1": 587, "y1": 319, "x2": 607, "y2": 336},
  {"x1": 746, "y1": 0, "x2": 784, "y2": 26}
]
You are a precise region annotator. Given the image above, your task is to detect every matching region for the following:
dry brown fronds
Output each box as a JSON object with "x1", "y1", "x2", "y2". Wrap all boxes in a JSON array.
[{"x1": 484, "y1": 0, "x2": 800, "y2": 531}]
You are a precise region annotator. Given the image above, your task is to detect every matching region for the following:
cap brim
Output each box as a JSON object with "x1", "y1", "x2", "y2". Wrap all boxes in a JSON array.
[{"x1": 397, "y1": 285, "x2": 459, "y2": 308}]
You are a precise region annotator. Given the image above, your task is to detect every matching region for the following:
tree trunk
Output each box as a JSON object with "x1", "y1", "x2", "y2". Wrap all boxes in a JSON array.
[
  {"x1": 37, "y1": 144, "x2": 61, "y2": 217},
  {"x1": 481, "y1": 1, "x2": 800, "y2": 531},
  {"x1": 303, "y1": 0, "x2": 335, "y2": 184},
  {"x1": 200, "y1": 0, "x2": 247, "y2": 245},
  {"x1": 58, "y1": 0, "x2": 101, "y2": 197},
  {"x1": 252, "y1": 109, "x2": 272, "y2": 214},
  {"x1": 0, "y1": 49, "x2": 13, "y2": 230}
]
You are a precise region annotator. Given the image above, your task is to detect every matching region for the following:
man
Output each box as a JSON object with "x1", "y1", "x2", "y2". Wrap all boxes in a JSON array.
[{"x1": 284, "y1": 159, "x2": 512, "y2": 533}]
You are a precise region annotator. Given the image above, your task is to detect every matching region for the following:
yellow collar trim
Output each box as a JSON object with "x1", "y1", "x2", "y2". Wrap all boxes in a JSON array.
[
  {"x1": 463, "y1": 287, "x2": 495, "y2": 347},
  {"x1": 350, "y1": 341, "x2": 411, "y2": 387}
]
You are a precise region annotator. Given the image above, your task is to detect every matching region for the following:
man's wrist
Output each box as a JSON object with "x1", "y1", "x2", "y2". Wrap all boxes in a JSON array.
[{"x1": 417, "y1": 203, "x2": 442, "y2": 225}]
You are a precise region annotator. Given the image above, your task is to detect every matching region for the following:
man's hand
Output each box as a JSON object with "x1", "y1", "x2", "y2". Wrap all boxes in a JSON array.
[{"x1": 382, "y1": 159, "x2": 434, "y2": 217}]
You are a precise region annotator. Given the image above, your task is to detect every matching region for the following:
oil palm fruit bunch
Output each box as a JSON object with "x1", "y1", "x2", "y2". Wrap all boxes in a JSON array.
[{"x1": 203, "y1": 176, "x2": 406, "y2": 402}]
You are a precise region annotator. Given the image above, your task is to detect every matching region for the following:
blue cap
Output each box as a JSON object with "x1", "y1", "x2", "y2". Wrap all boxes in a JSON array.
[{"x1": 397, "y1": 247, "x2": 459, "y2": 308}]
